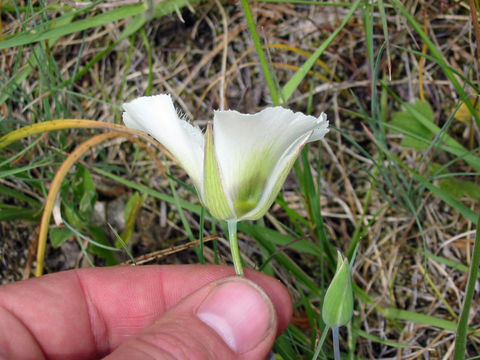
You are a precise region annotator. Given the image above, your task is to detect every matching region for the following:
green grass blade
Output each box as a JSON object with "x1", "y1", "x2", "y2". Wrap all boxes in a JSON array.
[
  {"x1": 454, "y1": 214, "x2": 480, "y2": 359},
  {"x1": 376, "y1": 0, "x2": 391, "y2": 79},
  {"x1": 0, "y1": 184, "x2": 41, "y2": 207},
  {"x1": 139, "y1": 28, "x2": 154, "y2": 96},
  {"x1": 413, "y1": 248, "x2": 480, "y2": 278},
  {"x1": 0, "y1": 12, "x2": 74, "y2": 106},
  {"x1": 372, "y1": 137, "x2": 478, "y2": 222},
  {"x1": 383, "y1": 307, "x2": 458, "y2": 332},
  {"x1": 382, "y1": 83, "x2": 480, "y2": 172},
  {"x1": 92, "y1": 167, "x2": 202, "y2": 214},
  {"x1": 390, "y1": 0, "x2": 480, "y2": 128},
  {"x1": 241, "y1": 222, "x2": 320, "y2": 255},
  {"x1": 281, "y1": 0, "x2": 361, "y2": 102},
  {"x1": 354, "y1": 329, "x2": 409, "y2": 349},
  {"x1": 0, "y1": 4, "x2": 146, "y2": 50},
  {"x1": 240, "y1": 0, "x2": 280, "y2": 105},
  {"x1": 240, "y1": 222, "x2": 321, "y2": 295},
  {"x1": 393, "y1": 45, "x2": 480, "y2": 94},
  {"x1": 0, "y1": 162, "x2": 53, "y2": 178},
  {"x1": 107, "y1": 223, "x2": 136, "y2": 264},
  {"x1": 383, "y1": 122, "x2": 480, "y2": 172},
  {"x1": 0, "y1": 205, "x2": 40, "y2": 221},
  {"x1": 255, "y1": 0, "x2": 353, "y2": 5}
]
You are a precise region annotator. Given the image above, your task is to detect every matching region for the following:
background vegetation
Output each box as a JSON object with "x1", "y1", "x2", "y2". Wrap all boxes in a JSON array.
[{"x1": 1, "y1": 0, "x2": 479, "y2": 358}]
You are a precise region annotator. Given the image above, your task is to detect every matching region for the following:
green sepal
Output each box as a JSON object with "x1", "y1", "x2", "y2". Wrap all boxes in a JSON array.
[
  {"x1": 322, "y1": 250, "x2": 354, "y2": 327},
  {"x1": 203, "y1": 123, "x2": 234, "y2": 220}
]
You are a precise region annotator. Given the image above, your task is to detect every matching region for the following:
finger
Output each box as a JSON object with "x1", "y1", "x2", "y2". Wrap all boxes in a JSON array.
[
  {"x1": 105, "y1": 277, "x2": 277, "y2": 360},
  {"x1": 0, "y1": 265, "x2": 292, "y2": 360}
]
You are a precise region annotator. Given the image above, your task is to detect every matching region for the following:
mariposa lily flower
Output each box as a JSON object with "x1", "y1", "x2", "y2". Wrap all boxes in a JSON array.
[{"x1": 122, "y1": 94, "x2": 328, "y2": 221}]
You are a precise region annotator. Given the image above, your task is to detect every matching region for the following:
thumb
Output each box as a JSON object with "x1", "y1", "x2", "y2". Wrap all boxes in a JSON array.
[{"x1": 104, "y1": 277, "x2": 279, "y2": 360}]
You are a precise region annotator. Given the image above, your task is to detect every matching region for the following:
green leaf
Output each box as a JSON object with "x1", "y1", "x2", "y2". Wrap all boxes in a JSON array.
[
  {"x1": 73, "y1": 165, "x2": 97, "y2": 220},
  {"x1": 62, "y1": 201, "x2": 85, "y2": 229},
  {"x1": 439, "y1": 177, "x2": 480, "y2": 201},
  {"x1": 117, "y1": 192, "x2": 144, "y2": 247},
  {"x1": 88, "y1": 226, "x2": 119, "y2": 266},
  {"x1": 461, "y1": 180, "x2": 480, "y2": 199},
  {"x1": 50, "y1": 227, "x2": 74, "y2": 247},
  {"x1": 125, "y1": 192, "x2": 141, "y2": 221},
  {"x1": 383, "y1": 87, "x2": 480, "y2": 172},
  {"x1": 391, "y1": 100, "x2": 434, "y2": 150},
  {"x1": 430, "y1": 164, "x2": 480, "y2": 201}
]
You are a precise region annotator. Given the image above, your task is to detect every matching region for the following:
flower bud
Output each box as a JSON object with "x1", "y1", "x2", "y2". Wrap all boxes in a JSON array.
[{"x1": 322, "y1": 251, "x2": 354, "y2": 327}]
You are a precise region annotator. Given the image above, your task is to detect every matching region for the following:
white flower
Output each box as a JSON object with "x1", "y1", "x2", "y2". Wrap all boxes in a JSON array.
[{"x1": 123, "y1": 94, "x2": 328, "y2": 221}]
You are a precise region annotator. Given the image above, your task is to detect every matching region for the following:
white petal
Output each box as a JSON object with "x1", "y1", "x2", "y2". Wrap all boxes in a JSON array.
[
  {"x1": 213, "y1": 107, "x2": 328, "y2": 218},
  {"x1": 241, "y1": 132, "x2": 311, "y2": 220},
  {"x1": 122, "y1": 94, "x2": 204, "y2": 189},
  {"x1": 309, "y1": 112, "x2": 329, "y2": 142}
]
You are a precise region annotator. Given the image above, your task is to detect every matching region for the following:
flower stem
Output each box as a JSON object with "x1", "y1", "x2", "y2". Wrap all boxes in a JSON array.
[
  {"x1": 227, "y1": 221, "x2": 244, "y2": 276},
  {"x1": 332, "y1": 326, "x2": 340, "y2": 360}
]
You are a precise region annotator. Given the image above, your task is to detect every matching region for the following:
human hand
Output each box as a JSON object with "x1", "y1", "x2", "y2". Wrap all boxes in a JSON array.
[{"x1": 0, "y1": 265, "x2": 292, "y2": 359}]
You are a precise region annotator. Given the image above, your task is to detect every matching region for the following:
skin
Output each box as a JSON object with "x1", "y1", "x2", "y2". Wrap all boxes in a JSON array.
[{"x1": 0, "y1": 265, "x2": 292, "y2": 360}]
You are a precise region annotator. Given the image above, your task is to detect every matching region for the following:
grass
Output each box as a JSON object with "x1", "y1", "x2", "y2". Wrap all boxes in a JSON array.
[{"x1": 1, "y1": 0, "x2": 480, "y2": 358}]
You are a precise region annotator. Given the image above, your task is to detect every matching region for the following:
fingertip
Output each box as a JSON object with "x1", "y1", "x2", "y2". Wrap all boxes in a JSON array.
[
  {"x1": 244, "y1": 269, "x2": 293, "y2": 334},
  {"x1": 196, "y1": 277, "x2": 277, "y2": 354},
  {"x1": 106, "y1": 275, "x2": 281, "y2": 360}
]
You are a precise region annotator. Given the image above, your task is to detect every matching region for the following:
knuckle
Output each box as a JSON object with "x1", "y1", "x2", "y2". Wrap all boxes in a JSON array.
[{"x1": 137, "y1": 319, "x2": 221, "y2": 360}]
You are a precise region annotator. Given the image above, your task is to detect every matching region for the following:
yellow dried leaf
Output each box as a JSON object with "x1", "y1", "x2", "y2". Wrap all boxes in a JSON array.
[{"x1": 454, "y1": 98, "x2": 480, "y2": 124}]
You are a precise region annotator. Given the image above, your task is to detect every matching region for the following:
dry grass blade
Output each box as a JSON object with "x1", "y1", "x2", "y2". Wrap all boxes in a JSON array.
[
  {"x1": 34, "y1": 129, "x2": 168, "y2": 277},
  {"x1": 0, "y1": 120, "x2": 166, "y2": 155},
  {"x1": 36, "y1": 132, "x2": 127, "y2": 276},
  {"x1": 122, "y1": 234, "x2": 218, "y2": 265}
]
